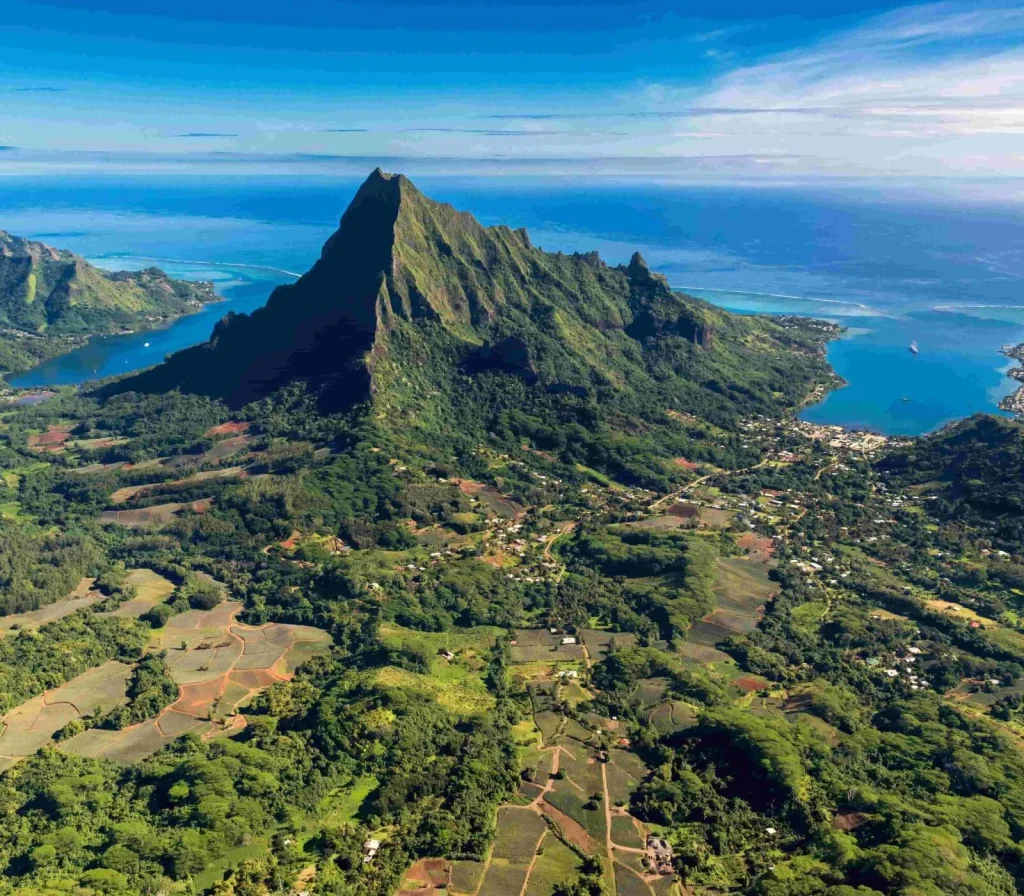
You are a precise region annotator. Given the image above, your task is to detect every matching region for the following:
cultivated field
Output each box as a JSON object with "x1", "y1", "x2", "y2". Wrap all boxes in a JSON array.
[
  {"x1": 58, "y1": 601, "x2": 330, "y2": 763},
  {"x1": 108, "y1": 568, "x2": 176, "y2": 617},
  {"x1": 0, "y1": 661, "x2": 133, "y2": 767},
  {"x1": 100, "y1": 499, "x2": 214, "y2": 527}
]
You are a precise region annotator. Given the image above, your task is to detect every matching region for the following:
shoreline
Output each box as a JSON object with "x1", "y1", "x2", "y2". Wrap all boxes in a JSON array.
[{"x1": 999, "y1": 343, "x2": 1024, "y2": 418}]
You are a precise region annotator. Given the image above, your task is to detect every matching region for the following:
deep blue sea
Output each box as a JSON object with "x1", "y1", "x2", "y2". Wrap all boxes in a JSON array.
[{"x1": 4, "y1": 174, "x2": 1024, "y2": 435}]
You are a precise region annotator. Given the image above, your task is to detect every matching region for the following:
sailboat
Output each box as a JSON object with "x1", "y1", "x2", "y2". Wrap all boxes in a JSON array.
[{"x1": 909, "y1": 340, "x2": 919, "y2": 355}]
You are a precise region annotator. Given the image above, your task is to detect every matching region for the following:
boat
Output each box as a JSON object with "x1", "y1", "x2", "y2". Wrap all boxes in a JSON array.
[
  {"x1": 902, "y1": 397, "x2": 910, "y2": 402},
  {"x1": 143, "y1": 342, "x2": 150, "y2": 347},
  {"x1": 909, "y1": 341, "x2": 919, "y2": 354}
]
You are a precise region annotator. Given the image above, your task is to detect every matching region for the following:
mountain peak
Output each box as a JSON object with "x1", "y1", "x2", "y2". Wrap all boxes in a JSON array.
[
  {"x1": 345, "y1": 168, "x2": 416, "y2": 214},
  {"x1": 107, "y1": 169, "x2": 728, "y2": 412},
  {"x1": 628, "y1": 251, "x2": 649, "y2": 273}
]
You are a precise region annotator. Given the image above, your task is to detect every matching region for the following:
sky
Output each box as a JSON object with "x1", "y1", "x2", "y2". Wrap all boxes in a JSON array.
[{"x1": 1, "y1": 0, "x2": 1023, "y2": 181}]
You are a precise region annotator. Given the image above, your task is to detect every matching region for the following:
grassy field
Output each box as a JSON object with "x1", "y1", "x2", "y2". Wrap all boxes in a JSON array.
[
  {"x1": 450, "y1": 859, "x2": 487, "y2": 895},
  {"x1": 611, "y1": 814, "x2": 645, "y2": 848},
  {"x1": 373, "y1": 664, "x2": 495, "y2": 716},
  {"x1": 109, "y1": 568, "x2": 176, "y2": 618},
  {"x1": 524, "y1": 832, "x2": 580, "y2": 895},
  {"x1": 492, "y1": 807, "x2": 547, "y2": 864},
  {"x1": 477, "y1": 862, "x2": 529, "y2": 896},
  {"x1": 614, "y1": 861, "x2": 655, "y2": 896}
]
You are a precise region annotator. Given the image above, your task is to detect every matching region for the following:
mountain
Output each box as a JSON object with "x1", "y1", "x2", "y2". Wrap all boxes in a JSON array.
[
  {"x1": 0, "y1": 230, "x2": 215, "y2": 376},
  {"x1": 111, "y1": 170, "x2": 837, "y2": 481}
]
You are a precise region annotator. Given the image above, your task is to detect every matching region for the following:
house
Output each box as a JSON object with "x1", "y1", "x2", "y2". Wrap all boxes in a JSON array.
[
  {"x1": 439, "y1": 649, "x2": 455, "y2": 661},
  {"x1": 363, "y1": 838, "x2": 381, "y2": 864},
  {"x1": 646, "y1": 836, "x2": 674, "y2": 874},
  {"x1": 561, "y1": 636, "x2": 577, "y2": 646},
  {"x1": 558, "y1": 669, "x2": 579, "y2": 679}
]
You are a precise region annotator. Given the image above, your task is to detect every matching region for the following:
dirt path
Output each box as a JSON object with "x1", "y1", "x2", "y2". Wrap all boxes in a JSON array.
[
  {"x1": 518, "y1": 830, "x2": 549, "y2": 896},
  {"x1": 601, "y1": 760, "x2": 616, "y2": 879},
  {"x1": 543, "y1": 521, "x2": 578, "y2": 562}
]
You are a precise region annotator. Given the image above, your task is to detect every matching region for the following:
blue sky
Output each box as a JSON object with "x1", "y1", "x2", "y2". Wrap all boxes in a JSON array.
[{"x1": 2, "y1": 0, "x2": 1023, "y2": 180}]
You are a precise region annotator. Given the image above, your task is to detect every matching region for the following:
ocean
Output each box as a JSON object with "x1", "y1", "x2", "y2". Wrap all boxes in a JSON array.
[{"x1": 4, "y1": 173, "x2": 1024, "y2": 436}]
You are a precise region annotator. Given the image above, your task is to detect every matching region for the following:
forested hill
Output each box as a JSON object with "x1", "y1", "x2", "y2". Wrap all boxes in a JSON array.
[
  {"x1": 877, "y1": 414, "x2": 1024, "y2": 548},
  {"x1": 110, "y1": 169, "x2": 839, "y2": 443},
  {"x1": 0, "y1": 230, "x2": 215, "y2": 376}
]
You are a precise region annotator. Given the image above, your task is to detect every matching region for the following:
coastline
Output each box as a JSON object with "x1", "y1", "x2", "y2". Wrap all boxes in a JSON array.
[
  {"x1": 1, "y1": 282, "x2": 220, "y2": 389},
  {"x1": 999, "y1": 342, "x2": 1024, "y2": 418}
]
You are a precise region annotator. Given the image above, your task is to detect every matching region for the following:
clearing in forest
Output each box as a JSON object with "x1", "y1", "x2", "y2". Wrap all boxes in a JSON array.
[
  {"x1": 108, "y1": 568, "x2": 177, "y2": 617},
  {"x1": 0, "y1": 578, "x2": 102, "y2": 637},
  {"x1": 685, "y1": 555, "x2": 777, "y2": 650},
  {"x1": 99, "y1": 499, "x2": 213, "y2": 527},
  {"x1": 110, "y1": 465, "x2": 247, "y2": 504},
  {"x1": 0, "y1": 661, "x2": 133, "y2": 769},
  {"x1": 59, "y1": 601, "x2": 330, "y2": 763}
]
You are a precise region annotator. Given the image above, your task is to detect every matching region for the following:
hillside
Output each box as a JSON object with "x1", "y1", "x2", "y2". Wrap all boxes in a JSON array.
[
  {"x1": 111, "y1": 169, "x2": 838, "y2": 485},
  {"x1": 878, "y1": 414, "x2": 1024, "y2": 548},
  {"x1": 0, "y1": 230, "x2": 215, "y2": 376}
]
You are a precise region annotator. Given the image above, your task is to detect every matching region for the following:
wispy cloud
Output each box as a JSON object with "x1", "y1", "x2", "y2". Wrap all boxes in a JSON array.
[
  {"x1": 318, "y1": 128, "x2": 371, "y2": 133},
  {"x1": 173, "y1": 132, "x2": 240, "y2": 138},
  {"x1": 0, "y1": 146, "x2": 17, "y2": 152},
  {"x1": 405, "y1": 127, "x2": 622, "y2": 136},
  {"x1": 2, "y1": 87, "x2": 67, "y2": 93},
  {"x1": 644, "y1": 1, "x2": 1024, "y2": 174}
]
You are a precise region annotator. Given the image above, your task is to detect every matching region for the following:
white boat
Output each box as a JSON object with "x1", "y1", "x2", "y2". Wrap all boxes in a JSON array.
[{"x1": 909, "y1": 341, "x2": 919, "y2": 354}]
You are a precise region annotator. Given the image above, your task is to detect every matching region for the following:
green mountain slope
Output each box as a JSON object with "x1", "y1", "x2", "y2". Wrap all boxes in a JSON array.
[
  {"x1": 0, "y1": 230, "x2": 215, "y2": 375},
  {"x1": 113, "y1": 170, "x2": 838, "y2": 446},
  {"x1": 878, "y1": 414, "x2": 1024, "y2": 548}
]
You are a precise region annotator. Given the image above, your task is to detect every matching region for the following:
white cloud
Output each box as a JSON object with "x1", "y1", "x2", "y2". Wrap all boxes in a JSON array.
[{"x1": 650, "y1": 1, "x2": 1024, "y2": 175}]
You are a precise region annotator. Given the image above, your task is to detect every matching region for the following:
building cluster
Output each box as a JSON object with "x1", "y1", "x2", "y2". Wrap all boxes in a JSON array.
[{"x1": 646, "y1": 836, "x2": 674, "y2": 875}]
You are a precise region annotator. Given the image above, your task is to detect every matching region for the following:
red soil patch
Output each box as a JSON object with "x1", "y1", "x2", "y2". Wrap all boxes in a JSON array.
[
  {"x1": 737, "y1": 532, "x2": 775, "y2": 558},
  {"x1": 28, "y1": 426, "x2": 72, "y2": 448},
  {"x1": 455, "y1": 479, "x2": 487, "y2": 495},
  {"x1": 173, "y1": 676, "x2": 227, "y2": 716},
  {"x1": 673, "y1": 457, "x2": 698, "y2": 471},
  {"x1": 733, "y1": 676, "x2": 768, "y2": 693},
  {"x1": 541, "y1": 803, "x2": 596, "y2": 854},
  {"x1": 397, "y1": 858, "x2": 452, "y2": 896},
  {"x1": 665, "y1": 502, "x2": 700, "y2": 519},
  {"x1": 279, "y1": 530, "x2": 300, "y2": 550},
  {"x1": 190, "y1": 498, "x2": 213, "y2": 513},
  {"x1": 207, "y1": 421, "x2": 250, "y2": 437},
  {"x1": 229, "y1": 669, "x2": 282, "y2": 690}
]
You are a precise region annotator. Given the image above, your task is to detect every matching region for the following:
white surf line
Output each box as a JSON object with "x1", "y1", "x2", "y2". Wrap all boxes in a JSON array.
[
  {"x1": 934, "y1": 304, "x2": 1024, "y2": 310},
  {"x1": 672, "y1": 284, "x2": 875, "y2": 312},
  {"x1": 94, "y1": 255, "x2": 303, "y2": 278}
]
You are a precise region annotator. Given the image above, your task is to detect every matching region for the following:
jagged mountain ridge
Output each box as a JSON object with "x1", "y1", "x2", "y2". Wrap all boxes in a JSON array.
[
  {"x1": 111, "y1": 169, "x2": 832, "y2": 432},
  {"x1": 0, "y1": 231, "x2": 214, "y2": 337}
]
